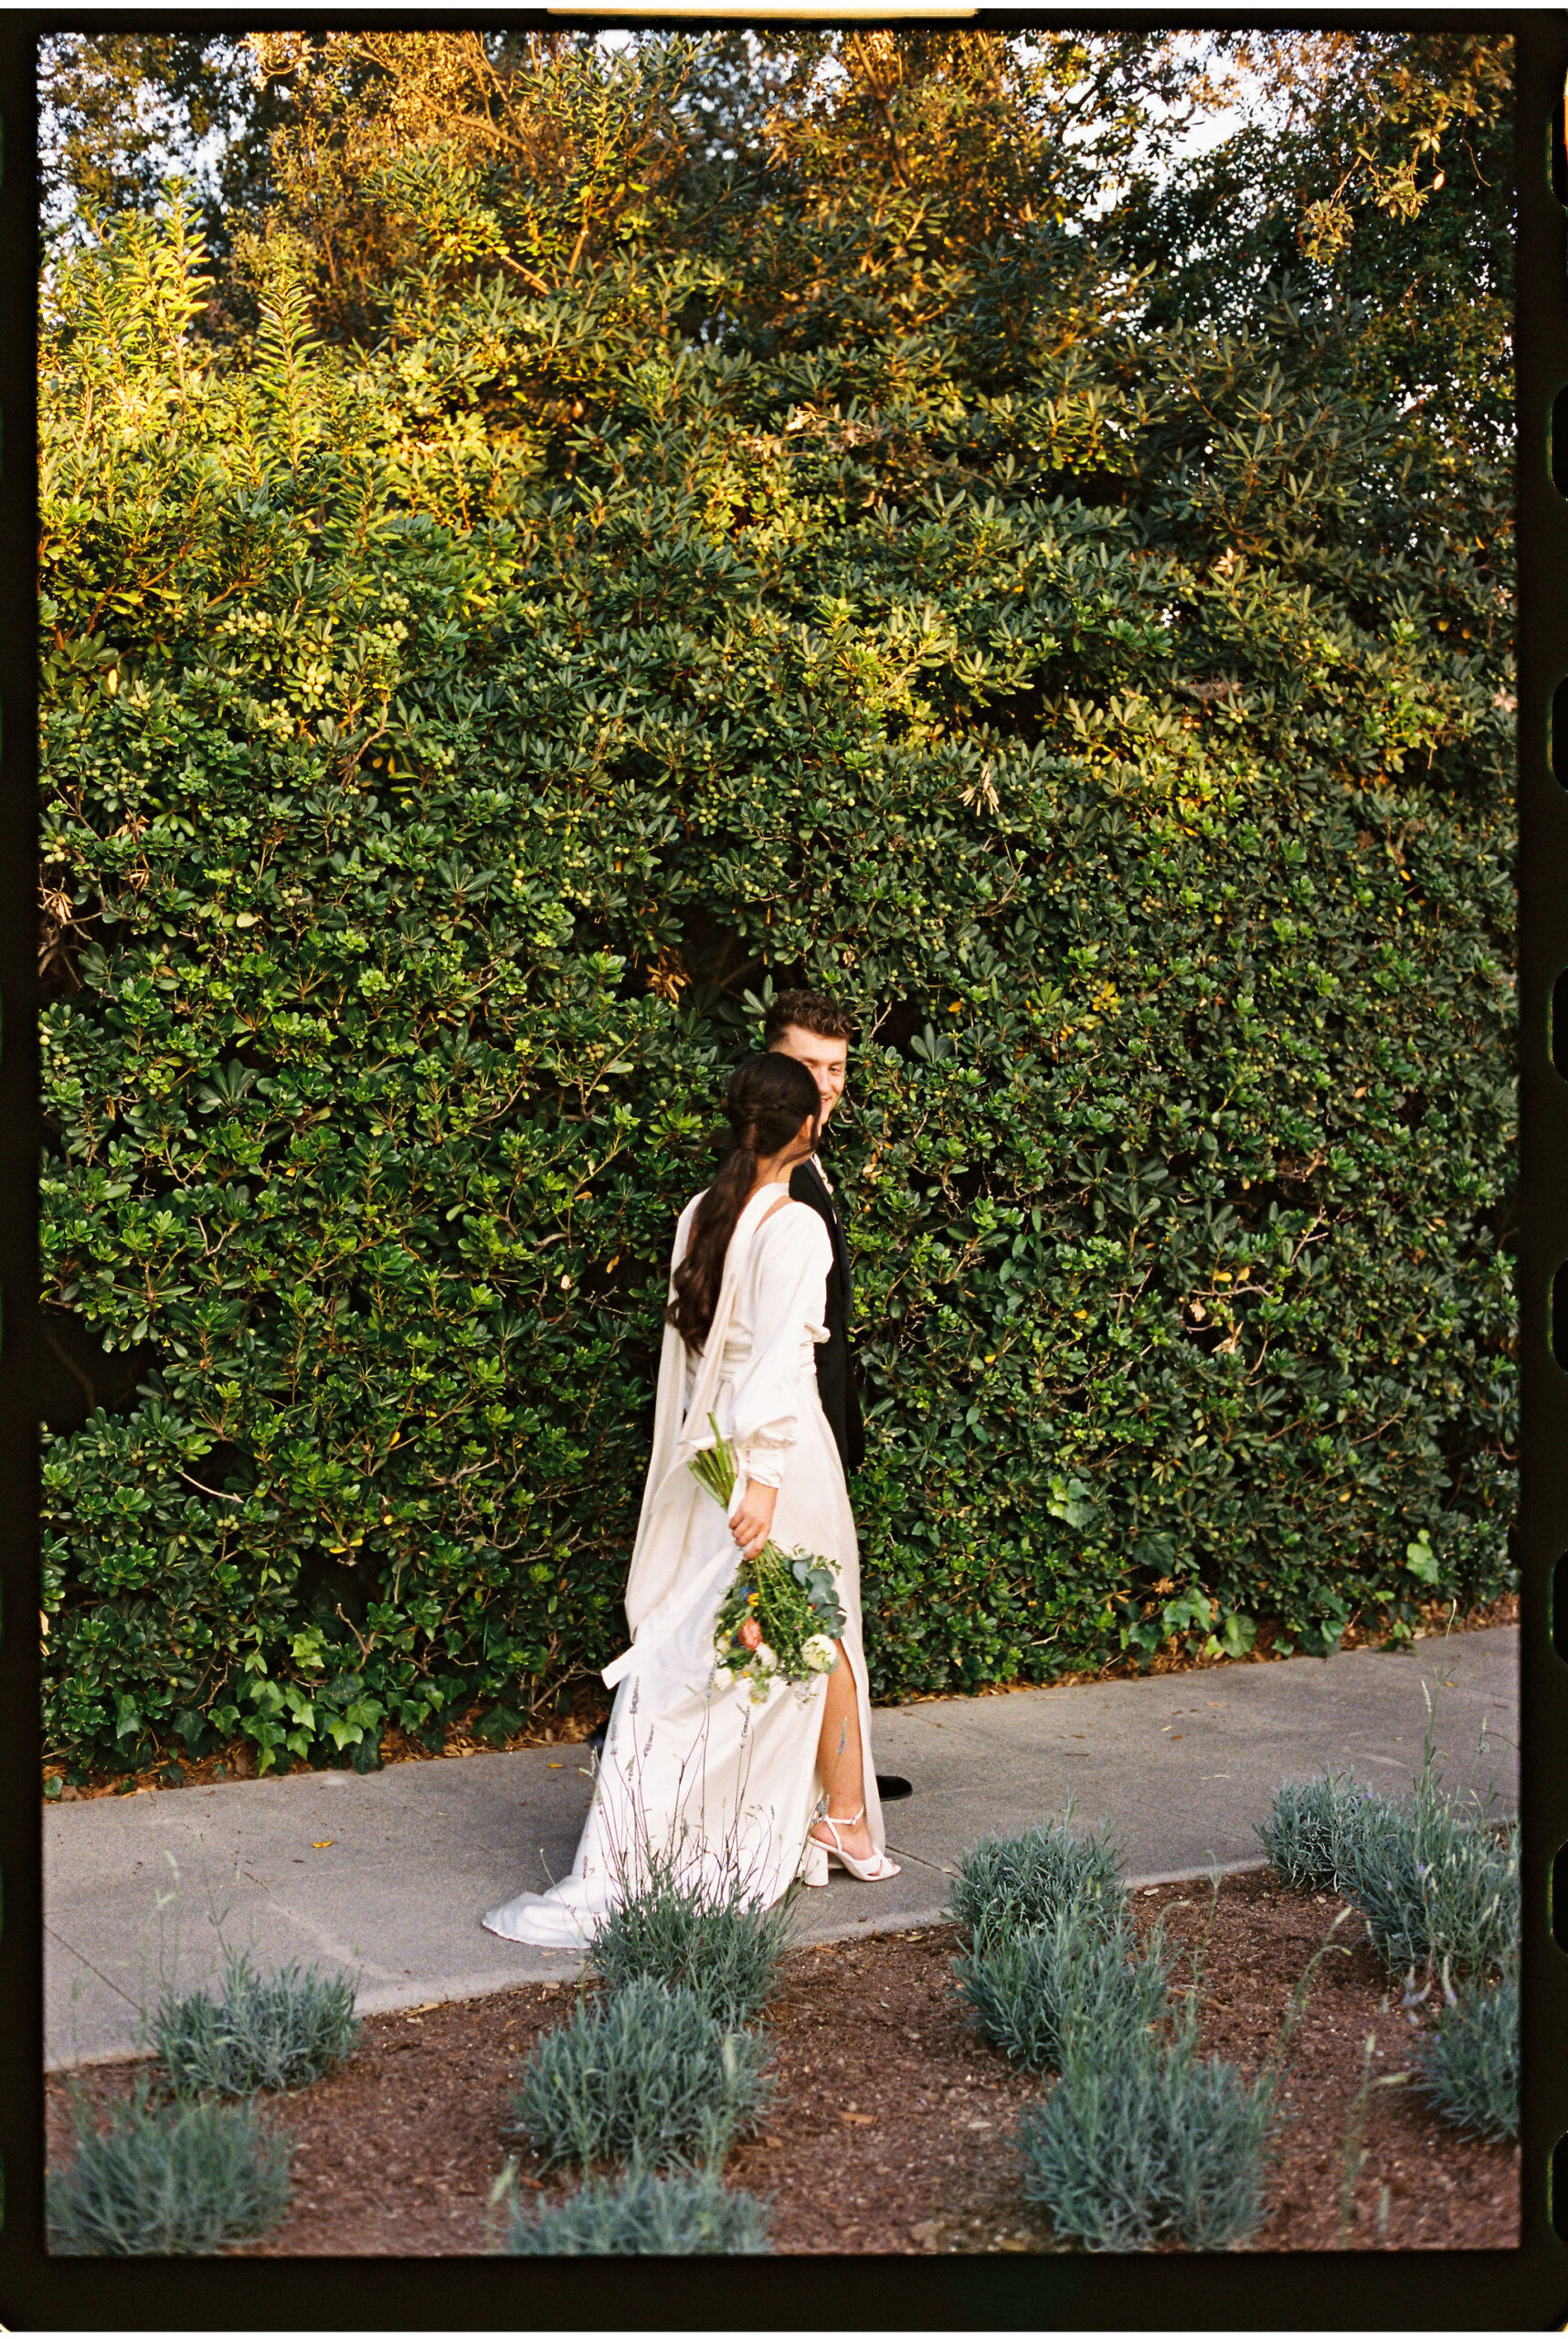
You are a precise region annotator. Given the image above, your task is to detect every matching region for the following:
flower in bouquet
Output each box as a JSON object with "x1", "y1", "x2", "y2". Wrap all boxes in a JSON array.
[{"x1": 688, "y1": 1418, "x2": 848, "y2": 1698}]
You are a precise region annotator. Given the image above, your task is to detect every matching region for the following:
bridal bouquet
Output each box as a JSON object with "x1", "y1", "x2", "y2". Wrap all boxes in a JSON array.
[{"x1": 688, "y1": 1418, "x2": 847, "y2": 1704}]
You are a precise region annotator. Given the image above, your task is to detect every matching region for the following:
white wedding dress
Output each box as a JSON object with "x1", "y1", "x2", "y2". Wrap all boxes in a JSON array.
[{"x1": 482, "y1": 1180, "x2": 886, "y2": 1947}]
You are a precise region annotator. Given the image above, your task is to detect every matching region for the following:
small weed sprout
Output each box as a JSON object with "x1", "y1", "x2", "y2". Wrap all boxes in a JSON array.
[
  {"x1": 1257, "y1": 1906, "x2": 1355, "y2": 2087},
  {"x1": 48, "y1": 2076, "x2": 292, "y2": 2255},
  {"x1": 1334, "y1": 2029, "x2": 1416, "y2": 2240},
  {"x1": 1338, "y1": 2032, "x2": 1379, "y2": 2244},
  {"x1": 509, "y1": 1975, "x2": 772, "y2": 2172},
  {"x1": 498, "y1": 2161, "x2": 772, "y2": 2254},
  {"x1": 153, "y1": 1950, "x2": 360, "y2": 2097}
]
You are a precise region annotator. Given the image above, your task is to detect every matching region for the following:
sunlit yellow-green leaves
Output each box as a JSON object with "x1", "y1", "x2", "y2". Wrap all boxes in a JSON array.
[{"x1": 38, "y1": 35, "x2": 1514, "y2": 1778}]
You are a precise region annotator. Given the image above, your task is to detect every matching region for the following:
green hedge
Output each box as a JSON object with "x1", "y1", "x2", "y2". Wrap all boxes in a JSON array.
[{"x1": 38, "y1": 49, "x2": 1514, "y2": 1779}]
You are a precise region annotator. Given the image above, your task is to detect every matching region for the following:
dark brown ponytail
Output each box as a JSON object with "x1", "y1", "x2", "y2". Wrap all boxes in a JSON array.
[{"x1": 666, "y1": 1053, "x2": 820, "y2": 1352}]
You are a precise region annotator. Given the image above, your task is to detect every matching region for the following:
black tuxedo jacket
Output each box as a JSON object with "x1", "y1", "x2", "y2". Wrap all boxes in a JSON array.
[{"x1": 788, "y1": 1155, "x2": 863, "y2": 1476}]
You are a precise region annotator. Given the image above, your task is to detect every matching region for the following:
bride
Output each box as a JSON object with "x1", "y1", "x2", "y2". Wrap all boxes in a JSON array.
[{"x1": 482, "y1": 1051, "x2": 897, "y2": 1947}]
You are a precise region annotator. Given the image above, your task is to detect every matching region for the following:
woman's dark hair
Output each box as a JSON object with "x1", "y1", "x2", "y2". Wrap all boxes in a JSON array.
[{"x1": 666, "y1": 1053, "x2": 820, "y2": 1352}]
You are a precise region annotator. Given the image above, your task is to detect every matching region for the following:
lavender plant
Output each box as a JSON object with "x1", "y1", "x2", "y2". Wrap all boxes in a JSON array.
[
  {"x1": 955, "y1": 1903, "x2": 1171, "y2": 2074},
  {"x1": 587, "y1": 1843, "x2": 798, "y2": 2027},
  {"x1": 508, "y1": 1976, "x2": 772, "y2": 2173},
  {"x1": 48, "y1": 2077, "x2": 292, "y2": 2255},
  {"x1": 1416, "y1": 1973, "x2": 1519, "y2": 2143},
  {"x1": 153, "y1": 1950, "x2": 360, "y2": 2098},
  {"x1": 499, "y1": 2161, "x2": 771, "y2": 2254},
  {"x1": 948, "y1": 1814, "x2": 1124, "y2": 1952}
]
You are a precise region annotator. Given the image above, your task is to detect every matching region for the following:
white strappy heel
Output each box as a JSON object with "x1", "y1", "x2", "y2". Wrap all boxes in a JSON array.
[{"x1": 810, "y1": 1805, "x2": 900, "y2": 1882}]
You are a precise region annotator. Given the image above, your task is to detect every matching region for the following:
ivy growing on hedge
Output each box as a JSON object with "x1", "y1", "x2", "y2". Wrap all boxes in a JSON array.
[{"x1": 38, "y1": 38, "x2": 1514, "y2": 1779}]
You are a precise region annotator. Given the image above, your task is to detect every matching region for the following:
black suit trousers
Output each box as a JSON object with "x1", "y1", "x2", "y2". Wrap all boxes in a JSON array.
[{"x1": 788, "y1": 1159, "x2": 863, "y2": 1477}]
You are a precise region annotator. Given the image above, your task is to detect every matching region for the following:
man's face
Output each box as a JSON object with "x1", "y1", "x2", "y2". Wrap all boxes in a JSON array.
[{"x1": 771, "y1": 1023, "x2": 847, "y2": 1128}]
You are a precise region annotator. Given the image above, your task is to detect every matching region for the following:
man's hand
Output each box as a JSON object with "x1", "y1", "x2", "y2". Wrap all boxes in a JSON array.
[{"x1": 730, "y1": 1479, "x2": 778, "y2": 1561}]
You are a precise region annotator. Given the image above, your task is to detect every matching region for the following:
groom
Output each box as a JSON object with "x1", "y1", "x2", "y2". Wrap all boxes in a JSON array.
[{"x1": 764, "y1": 990, "x2": 863, "y2": 1480}]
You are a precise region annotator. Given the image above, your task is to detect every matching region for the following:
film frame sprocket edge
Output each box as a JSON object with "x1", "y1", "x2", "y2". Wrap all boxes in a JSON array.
[
  {"x1": 1521, "y1": 0, "x2": 1568, "y2": 2312},
  {"x1": 2, "y1": 9, "x2": 1565, "y2": 2326}
]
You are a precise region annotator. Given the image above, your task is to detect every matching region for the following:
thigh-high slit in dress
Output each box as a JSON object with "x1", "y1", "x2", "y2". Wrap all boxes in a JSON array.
[{"x1": 481, "y1": 1180, "x2": 886, "y2": 1947}]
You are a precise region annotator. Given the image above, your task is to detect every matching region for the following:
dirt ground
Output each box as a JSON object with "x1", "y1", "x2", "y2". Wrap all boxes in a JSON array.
[{"x1": 46, "y1": 1870, "x2": 1518, "y2": 2256}]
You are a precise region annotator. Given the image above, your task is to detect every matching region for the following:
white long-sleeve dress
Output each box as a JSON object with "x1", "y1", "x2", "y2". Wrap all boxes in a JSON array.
[{"x1": 481, "y1": 1179, "x2": 885, "y2": 1946}]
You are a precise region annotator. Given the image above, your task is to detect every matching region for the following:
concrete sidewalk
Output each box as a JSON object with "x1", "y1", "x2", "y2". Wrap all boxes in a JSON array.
[{"x1": 44, "y1": 1624, "x2": 1517, "y2": 2070}]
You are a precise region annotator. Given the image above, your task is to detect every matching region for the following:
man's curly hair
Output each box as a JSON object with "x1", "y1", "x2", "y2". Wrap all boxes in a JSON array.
[{"x1": 763, "y1": 989, "x2": 856, "y2": 1046}]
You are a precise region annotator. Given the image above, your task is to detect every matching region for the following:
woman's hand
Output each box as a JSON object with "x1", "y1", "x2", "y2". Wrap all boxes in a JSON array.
[{"x1": 730, "y1": 1479, "x2": 778, "y2": 1561}]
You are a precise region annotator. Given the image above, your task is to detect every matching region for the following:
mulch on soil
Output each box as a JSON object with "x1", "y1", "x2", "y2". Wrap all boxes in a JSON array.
[{"x1": 46, "y1": 1871, "x2": 1517, "y2": 2256}]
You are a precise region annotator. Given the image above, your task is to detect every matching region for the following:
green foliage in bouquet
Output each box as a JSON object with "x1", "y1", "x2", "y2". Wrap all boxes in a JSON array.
[
  {"x1": 691, "y1": 1422, "x2": 846, "y2": 1699},
  {"x1": 710, "y1": 1554, "x2": 844, "y2": 1702},
  {"x1": 38, "y1": 30, "x2": 1515, "y2": 1777}
]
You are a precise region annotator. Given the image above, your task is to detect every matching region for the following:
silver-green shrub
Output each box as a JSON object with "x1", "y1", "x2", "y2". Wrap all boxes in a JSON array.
[
  {"x1": 509, "y1": 1976, "x2": 771, "y2": 2172},
  {"x1": 1255, "y1": 1773, "x2": 1372, "y2": 1891},
  {"x1": 587, "y1": 1856, "x2": 796, "y2": 2028},
  {"x1": 153, "y1": 1950, "x2": 360, "y2": 2097},
  {"x1": 500, "y1": 2163, "x2": 771, "y2": 2254},
  {"x1": 48, "y1": 2079, "x2": 292, "y2": 2255},
  {"x1": 1016, "y1": 2027, "x2": 1277, "y2": 2252},
  {"x1": 955, "y1": 1905, "x2": 1171, "y2": 2074},
  {"x1": 1417, "y1": 1974, "x2": 1519, "y2": 2143},
  {"x1": 948, "y1": 1815, "x2": 1124, "y2": 1951},
  {"x1": 1262, "y1": 1762, "x2": 1519, "y2": 1983},
  {"x1": 1337, "y1": 1795, "x2": 1519, "y2": 1981}
]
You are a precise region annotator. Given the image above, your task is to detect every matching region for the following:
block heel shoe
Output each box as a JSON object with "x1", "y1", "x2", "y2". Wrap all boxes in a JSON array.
[{"x1": 810, "y1": 1806, "x2": 900, "y2": 1882}]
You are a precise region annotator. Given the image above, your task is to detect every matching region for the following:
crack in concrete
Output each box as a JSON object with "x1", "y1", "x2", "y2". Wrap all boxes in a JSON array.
[
  {"x1": 45, "y1": 1924, "x2": 143, "y2": 2012},
  {"x1": 252, "y1": 1895, "x2": 408, "y2": 1985}
]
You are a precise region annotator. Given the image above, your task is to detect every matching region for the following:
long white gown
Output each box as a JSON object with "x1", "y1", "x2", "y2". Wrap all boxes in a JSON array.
[{"x1": 482, "y1": 1180, "x2": 886, "y2": 1946}]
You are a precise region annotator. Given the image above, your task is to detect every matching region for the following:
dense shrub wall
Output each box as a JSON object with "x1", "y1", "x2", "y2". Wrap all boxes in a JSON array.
[{"x1": 39, "y1": 41, "x2": 1514, "y2": 1777}]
